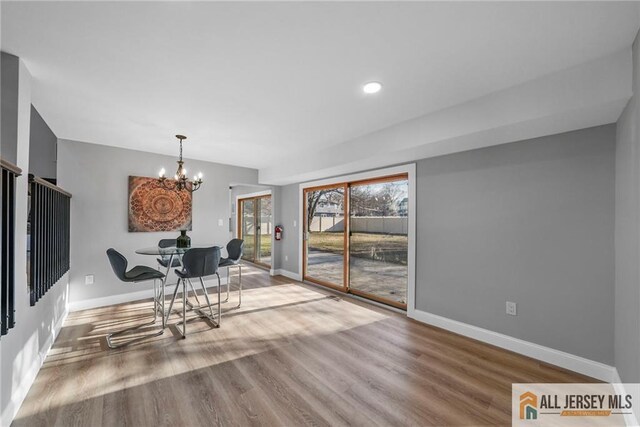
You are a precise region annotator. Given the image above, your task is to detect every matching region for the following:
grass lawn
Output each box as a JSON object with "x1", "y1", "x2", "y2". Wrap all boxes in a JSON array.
[
  {"x1": 242, "y1": 234, "x2": 272, "y2": 259},
  {"x1": 309, "y1": 231, "x2": 407, "y2": 265}
]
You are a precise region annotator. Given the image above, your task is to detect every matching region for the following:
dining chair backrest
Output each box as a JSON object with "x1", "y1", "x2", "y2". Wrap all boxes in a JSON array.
[
  {"x1": 158, "y1": 239, "x2": 177, "y2": 248},
  {"x1": 107, "y1": 248, "x2": 128, "y2": 282},
  {"x1": 158, "y1": 239, "x2": 177, "y2": 262},
  {"x1": 226, "y1": 239, "x2": 244, "y2": 262},
  {"x1": 181, "y1": 246, "x2": 221, "y2": 279}
]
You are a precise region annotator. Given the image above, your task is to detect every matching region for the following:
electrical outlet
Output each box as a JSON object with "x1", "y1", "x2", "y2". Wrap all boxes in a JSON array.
[
  {"x1": 506, "y1": 301, "x2": 517, "y2": 316},
  {"x1": 218, "y1": 218, "x2": 224, "y2": 226},
  {"x1": 85, "y1": 274, "x2": 94, "y2": 285},
  {"x1": 285, "y1": 255, "x2": 289, "y2": 262},
  {"x1": 293, "y1": 220, "x2": 297, "y2": 227}
]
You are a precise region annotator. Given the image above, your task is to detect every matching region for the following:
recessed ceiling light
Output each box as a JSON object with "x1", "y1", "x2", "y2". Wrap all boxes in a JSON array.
[{"x1": 363, "y1": 81, "x2": 382, "y2": 94}]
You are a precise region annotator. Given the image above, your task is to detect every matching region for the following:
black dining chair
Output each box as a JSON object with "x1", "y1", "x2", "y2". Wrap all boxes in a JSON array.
[
  {"x1": 219, "y1": 239, "x2": 244, "y2": 307},
  {"x1": 156, "y1": 238, "x2": 201, "y2": 307},
  {"x1": 106, "y1": 248, "x2": 165, "y2": 348},
  {"x1": 167, "y1": 246, "x2": 222, "y2": 338},
  {"x1": 157, "y1": 238, "x2": 181, "y2": 269}
]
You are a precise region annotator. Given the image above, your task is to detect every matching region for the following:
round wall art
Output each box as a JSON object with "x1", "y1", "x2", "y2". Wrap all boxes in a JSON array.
[{"x1": 128, "y1": 176, "x2": 192, "y2": 232}]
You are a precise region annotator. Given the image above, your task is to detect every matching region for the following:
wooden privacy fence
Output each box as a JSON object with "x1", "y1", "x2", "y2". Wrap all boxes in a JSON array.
[
  {"x1": 29, "y1": 175, "x2": 71, "y2": 306},
  {"x1": 310, "y1": 216, "x2": 408, "y2": 235}
]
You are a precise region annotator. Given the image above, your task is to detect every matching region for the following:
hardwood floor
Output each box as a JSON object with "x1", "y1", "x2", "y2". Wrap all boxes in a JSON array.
[{"x1": 14, "y1": 265, "x2": 595, "y2": 426}]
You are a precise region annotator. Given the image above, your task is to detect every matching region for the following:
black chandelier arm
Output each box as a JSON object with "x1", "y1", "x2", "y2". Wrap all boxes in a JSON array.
[
  {"x1": 157, "y1": 177, "x2": 202, "y2": 193},
  {"x1": 157, "y1": 177, "x2": 178, "y2": 191},
  {"x1": 157, "y1": 135, "x2": 203, "y2": 193}
]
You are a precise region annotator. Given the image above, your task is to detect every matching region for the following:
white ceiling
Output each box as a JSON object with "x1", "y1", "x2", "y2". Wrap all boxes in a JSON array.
[{"x1": 2, "y1": 2, "x2": 639, "y2": 180}]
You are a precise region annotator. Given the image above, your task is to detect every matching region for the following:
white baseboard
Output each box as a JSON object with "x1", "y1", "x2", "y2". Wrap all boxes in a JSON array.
[
  {"x1": 271, "y1": 275, "x2": 616, "y2": 382},
  {"x1": 68, "y1": 275, "x2": 229, "y2": 312},
  {"x1": 409, "y1": 309, "x2": 617, "y2": 383},
  {"x1": 69, "y1": 288, "x2": 156, "y2": 312},
  {"x1": 273, "y1": 268, "x2": 302, "y2": 281},
  {"x1": 1, "y1": 308, "x2": 68, "y2": 426},
  {"x1": 612, "y1": 370, "x2": 640, "y2": 427}
]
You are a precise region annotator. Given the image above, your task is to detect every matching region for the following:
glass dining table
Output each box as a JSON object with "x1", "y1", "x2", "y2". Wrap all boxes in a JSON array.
[{"x1": 135, "y1": 245, "x2": 222, "y2": 327}]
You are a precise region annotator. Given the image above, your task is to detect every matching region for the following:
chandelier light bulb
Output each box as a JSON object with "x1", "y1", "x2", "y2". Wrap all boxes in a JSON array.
[
  {"x1": 198, "y1": 172, "x2": 203, "y2": 179},
  {"x1": 159, "y1": 168, "x2": 166, "y2": 178},
  {"x1": 174, "y1": 174, "x2": 178, "y2": 180}
]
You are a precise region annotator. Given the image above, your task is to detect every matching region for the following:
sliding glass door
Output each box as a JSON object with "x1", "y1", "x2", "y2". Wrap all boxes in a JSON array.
[
  {"x1": 240, "y1": 198, "x2": 256, "y2": 262},
  {"x1": 349, "y1": 177, "x2": 408, "y2": 307},
  {"x1": 238, "y1": 195, "x2": 272, "y2": 267},
  {"x1": 303, "y1": 175, "x2": 408, "y2": 309},
  {"x1": 258, "y1": 196, "x2": 272, "y2": 266},
  {"x1": 303, "y1": 185, "x2": 346, "y2": 291}
]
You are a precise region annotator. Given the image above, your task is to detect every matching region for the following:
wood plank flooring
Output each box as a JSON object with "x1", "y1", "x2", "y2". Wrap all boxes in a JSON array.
[{"x1": 14, "y1": 265, "x2": 595, "y2": 426}]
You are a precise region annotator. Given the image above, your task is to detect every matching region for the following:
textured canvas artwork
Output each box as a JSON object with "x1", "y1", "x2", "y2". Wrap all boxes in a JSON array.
[{"x1": 128, "y1": 176, "x2": 192, "y2": 232}]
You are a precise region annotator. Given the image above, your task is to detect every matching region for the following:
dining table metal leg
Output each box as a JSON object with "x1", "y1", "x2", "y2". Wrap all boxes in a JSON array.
[
  {"x1": 153, "y1": 279, "x2": 158, "y2": 322},
  {"x1": 217, "y1": 273, "x2": 221, "y2": 326},
  {"x1": 167, "y1": 277, "x2": 187, "y2": 338},
  {"x1": 182, "y1": 278, "x2": 187, "y2": 338},
  {"x1": 166, "y1": 278, "x2": 180, "y2": 327},
  {"x1": 237, "y1": 265, "x2": 242, "y2": 307},
  {"x1": 198, "y1": 277, "x2": 216, "y2": 324},
  {"x1": 161, "y1": 277, "x2": 165, "y2": 328},
  {"x1": 159, "y1": 253, "x2": 176, "y2": 328}
]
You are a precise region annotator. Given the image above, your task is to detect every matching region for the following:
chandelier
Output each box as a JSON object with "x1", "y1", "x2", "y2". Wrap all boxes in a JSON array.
[{"x1": 158, "y1": 134, "x2": 203, "y2": 192}]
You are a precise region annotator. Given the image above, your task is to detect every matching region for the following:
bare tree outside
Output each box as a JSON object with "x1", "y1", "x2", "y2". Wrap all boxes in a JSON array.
[
  {"x1": 306, "y1": 188, "x2": 343, "y2": 232},
  {"x1": 351, "y1": 182, "x2": 405, "y2": 217}
]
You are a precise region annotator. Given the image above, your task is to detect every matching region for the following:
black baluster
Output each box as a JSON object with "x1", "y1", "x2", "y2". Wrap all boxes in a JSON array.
[
  {"x1": 7, "y1": 172, "x2": 15, "y2": 328},
  {"x1": 1, "y1": 169, "x2": 8, "y2": 334}
]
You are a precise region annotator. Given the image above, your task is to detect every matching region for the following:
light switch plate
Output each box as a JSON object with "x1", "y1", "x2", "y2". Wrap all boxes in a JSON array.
[
  {"x1": 85, "y1": 274, "x2": 94, "y2": 285},
  {"x1": 506, "y1": 301, "x2": 517, "y2": 316},
  {"x1": 218, "y1": 218, "x2": 224, "y2": 226}
]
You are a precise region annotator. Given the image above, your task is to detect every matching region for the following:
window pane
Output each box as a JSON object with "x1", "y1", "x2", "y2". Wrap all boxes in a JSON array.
[
  {"x1": 349, "y1": 179, "x2": 408, "y2": 305},
  {"x1": 305, "y1": 187, "x2": 345, "y2": 287},
  {"x1": 241, "y1": 200, "x2": 255, "y2": 262},
  {"x1": 257, "y1": 197, "x2": 272, "y2": 266}
]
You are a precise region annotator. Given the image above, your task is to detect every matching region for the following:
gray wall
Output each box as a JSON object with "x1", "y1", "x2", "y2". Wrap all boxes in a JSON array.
[
  {"x1": 415, "y1": 125, "x2": 616, "y2": 365},
  {"x1": 0, "y1": 54, "x2": 69, "y2": 426},
  {"x1": 1, "y1": 52, "x2": 19, "y2": 163},
  {"x1": 275, "y1": 183, "x2": 300, "y2": 272},
  {"x1": 57, "y1": 140, "x2": 257, "y2": 303},
  {"x1": 29, "y1": 105, "x2": 57, "y2": 179},
  {"x1": 277, "y1": 125, "x2": 616, "y2": 365},
  {"x1": 615, "y1": 30, "x2": 640, "y2": 382}
]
